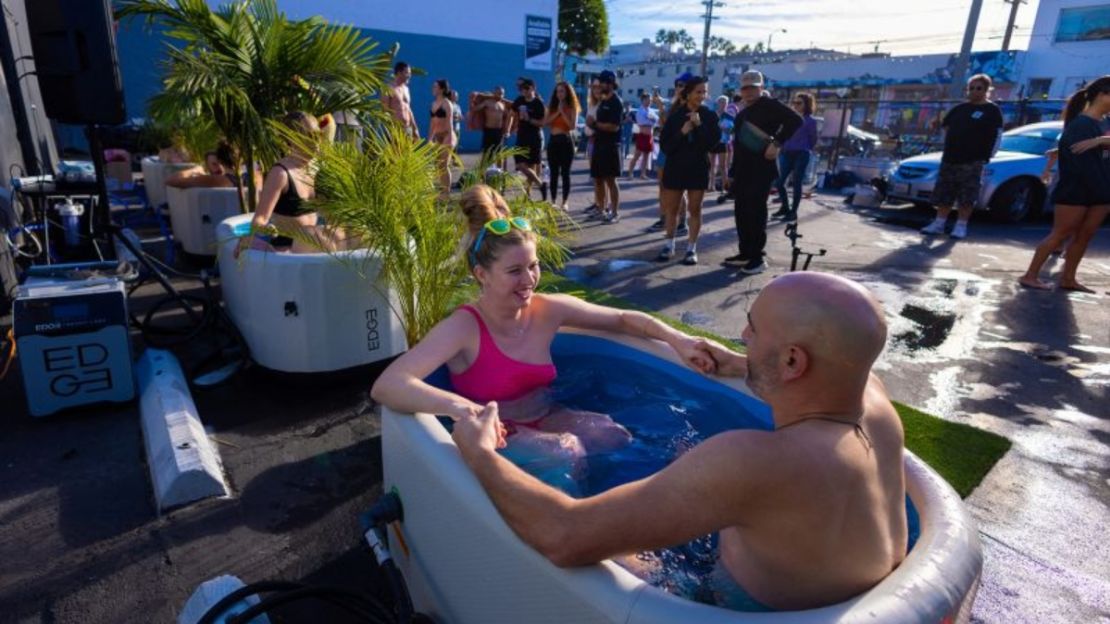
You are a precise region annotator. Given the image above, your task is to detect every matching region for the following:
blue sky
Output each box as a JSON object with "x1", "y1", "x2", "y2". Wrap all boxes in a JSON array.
[{"x1": 606, "y1": 0, "x2": 1041, "y2": 56}]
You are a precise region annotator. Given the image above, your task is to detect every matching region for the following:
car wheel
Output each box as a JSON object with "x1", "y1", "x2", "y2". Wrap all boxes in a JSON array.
[{"x1": 988, "y1": 178, "x2": 1042, "y2": 223}]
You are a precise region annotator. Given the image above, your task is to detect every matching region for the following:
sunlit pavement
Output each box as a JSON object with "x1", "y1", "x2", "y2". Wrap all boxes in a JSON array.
[{"x1": 550, "y1": 155, "x2": 1110, "y2": 622}]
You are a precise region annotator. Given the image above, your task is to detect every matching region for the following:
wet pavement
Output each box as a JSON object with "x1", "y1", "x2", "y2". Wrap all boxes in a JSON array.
[{"x1": 558, "y1": 167, "x2": 1109, "y2": 622}]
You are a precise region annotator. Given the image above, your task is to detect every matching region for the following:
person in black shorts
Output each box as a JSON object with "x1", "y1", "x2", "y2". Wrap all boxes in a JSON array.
[
  {"x1": 587, "y1": 70, "x2": 624, "y2": 223},
  {"x1": 920, "y1": 74, "x2": 1004, "y2": 240},
  {"x1": 1020, "y1": 76, "x2": 1110, "y2": 292},
  {"x1": 656, "y1": 76, "x2": 720, "y2": 265},
  {"x1": 511, "y1": 78, "x2": 548, "y2": 201}
]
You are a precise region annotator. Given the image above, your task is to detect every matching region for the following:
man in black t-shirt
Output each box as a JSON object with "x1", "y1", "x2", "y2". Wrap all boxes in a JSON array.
[
  {"x1": 512, "y1": 78, "x2": 548, "y2": 201},
  {"x1": 921, "y1": 74, "x2": 1004, "y2": 240},
  {"x1": 587, "y1": 70, "x2": 624, "y2": 222}
]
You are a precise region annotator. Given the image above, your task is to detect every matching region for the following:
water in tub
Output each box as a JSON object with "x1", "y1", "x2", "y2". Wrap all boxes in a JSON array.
[{"x1": 435, "y1": 337, "x2": 921, "y2": 611}]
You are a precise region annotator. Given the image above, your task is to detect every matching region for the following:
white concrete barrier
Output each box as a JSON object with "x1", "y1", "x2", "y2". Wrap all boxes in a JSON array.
[
  {"x1": 166, "y1": 187, "x2": 243, "y2": 256},
  {"x1": 137, "y1": 349, "x2": 229, "y2": 511}
]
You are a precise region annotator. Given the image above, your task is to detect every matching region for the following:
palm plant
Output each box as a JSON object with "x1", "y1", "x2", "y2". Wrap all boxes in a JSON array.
[
  {"x1": 116, "y1": 0, "x2": 392, "y2": 211},
  {"x1": 305, "y1": 130, "x2": 570, "y2": 346}
]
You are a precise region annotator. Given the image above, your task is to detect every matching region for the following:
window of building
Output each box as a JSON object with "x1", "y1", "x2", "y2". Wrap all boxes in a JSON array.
[
  {"x1": 1055, "y1": 5, "x2": 1110, "y2": 42},
  {"x1": 687, "y1": 65, "x2": 694, "y2": 73},
  {"x1": 675, "y1": 65, "x2": 681, "y2": 75},
  {"x1": 657, "y1": 67, "x2": 665, "y2": 78},
  {"x1": 708, "y1": 67, "x2": 715, "y2": 75},
  {"x1": 639, "y1": 68, "x2": 645, "y2": 75},
  {"x1": 1027, "y1": 78, "x2": 1052, "y2": 98}
]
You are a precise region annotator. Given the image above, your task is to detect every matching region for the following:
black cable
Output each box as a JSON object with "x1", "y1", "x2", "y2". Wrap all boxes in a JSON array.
[
  {"x1": 226, "y1": 586, "x2": 394, "y2": 624},
  {"x1": 196, "y1": 581, "x2": 304, "y2": 624}
]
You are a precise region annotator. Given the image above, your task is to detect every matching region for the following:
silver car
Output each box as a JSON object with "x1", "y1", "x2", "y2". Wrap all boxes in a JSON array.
[{"x1": 886, "y1": 121, "x2": 1062, "y2": 223}]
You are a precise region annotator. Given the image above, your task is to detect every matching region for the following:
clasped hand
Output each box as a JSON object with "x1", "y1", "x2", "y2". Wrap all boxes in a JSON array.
[{"x1": 452, "y1": 401, "x2": 508, "y2": 454}]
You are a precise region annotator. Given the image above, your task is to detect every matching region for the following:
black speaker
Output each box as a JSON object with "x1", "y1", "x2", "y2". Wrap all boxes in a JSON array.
[{"x1": 25, "y1": 0, "x2": 125, "y2": 125}]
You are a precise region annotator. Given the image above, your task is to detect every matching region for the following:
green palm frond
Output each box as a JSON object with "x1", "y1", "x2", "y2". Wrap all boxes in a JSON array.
[{"x1": 117, "y1": 0, "x2": 392, "y2": 211}]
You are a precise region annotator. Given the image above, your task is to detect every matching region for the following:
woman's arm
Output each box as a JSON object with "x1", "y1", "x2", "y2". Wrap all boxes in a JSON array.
[
  {"x1": 370, "y1": 311, "x2": 484, "y2": 420},
  {"x1": 164, "y1": 166, "x2": 205, "y2": 188},
  {"x1": 691, "y1": 108, "x2": 722, "y2": 151},
  {"x1": 545, "y1": 294, "x2": 714, "y2": 372},
  {"x1": 658, "y1": 110, "x2": 686, "y2": 155}
]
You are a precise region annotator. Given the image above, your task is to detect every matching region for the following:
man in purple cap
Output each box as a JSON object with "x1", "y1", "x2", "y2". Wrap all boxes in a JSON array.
[{"x1": 588, "y1": 70, "x2": 624, "y2": 223}]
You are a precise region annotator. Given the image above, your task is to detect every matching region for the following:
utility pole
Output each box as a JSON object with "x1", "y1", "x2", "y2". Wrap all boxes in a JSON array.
[
  {"x1": 1001, "y1": 0, "x2": 1026, "y2": 51},
  {"x1": 948, "y1": 0, "x2": 985, "y2": 98},
  {"x1": 700, "y1": 0, "x2": 723, "y2": 78}
]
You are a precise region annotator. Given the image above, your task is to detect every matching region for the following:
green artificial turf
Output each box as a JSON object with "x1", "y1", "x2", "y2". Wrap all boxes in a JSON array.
[{"x1": 538, "y1": 272, "x2": 1012, "y2": 498}]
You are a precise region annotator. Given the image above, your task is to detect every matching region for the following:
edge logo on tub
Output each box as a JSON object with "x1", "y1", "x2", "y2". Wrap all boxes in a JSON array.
[{"x1": 366, "y1": 308, "x2": 380, "y2": 352}]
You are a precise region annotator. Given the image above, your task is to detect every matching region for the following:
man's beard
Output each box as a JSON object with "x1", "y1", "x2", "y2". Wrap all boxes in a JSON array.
[{"x1": 745, "y1": 352, "x2": 778, "y2": 399}]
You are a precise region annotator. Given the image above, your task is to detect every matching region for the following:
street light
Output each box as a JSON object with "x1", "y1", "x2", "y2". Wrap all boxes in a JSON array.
[{"x1": 768, "y1": 28, "x2": 786, "y2": 52}]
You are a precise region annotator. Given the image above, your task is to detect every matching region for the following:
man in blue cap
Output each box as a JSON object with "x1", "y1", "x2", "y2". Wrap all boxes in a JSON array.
[{"x1": 588, "y1": 70, "x2": 625, "y2": 223}]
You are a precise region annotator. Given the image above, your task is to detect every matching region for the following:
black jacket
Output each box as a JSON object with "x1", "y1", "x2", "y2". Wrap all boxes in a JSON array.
[{"x1": 730, "y1": 96, "x2": 803, "y2": 177}]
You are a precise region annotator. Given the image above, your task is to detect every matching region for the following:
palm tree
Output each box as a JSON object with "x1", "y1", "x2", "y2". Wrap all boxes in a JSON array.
[
  {"x1": 116, "y1": 0, "x2": 392, "y2": 211},
  {"x1": 303, "y1": 130, "x2": 570, "y2": 346}
]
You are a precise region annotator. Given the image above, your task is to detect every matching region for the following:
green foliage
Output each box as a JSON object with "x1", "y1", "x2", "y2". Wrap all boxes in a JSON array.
[
  {"x1": 708, "y1": 35, "x2": 736, "y2": 57},
  {"x1": 559, "y1": 0, "x2": 609, "y2": 56},
  {"x1": 655, "y1": 28, "x2": 697, "y2": 54},
  {"x1": 300, "y1": 130, "x2": 569, "y2": 347},
  {"x1": 536, "y1": 272, "x2": 1012, "y2": 497},
  {"x1": 116, "y1": 0, "x2": 392, "y2": 211}
]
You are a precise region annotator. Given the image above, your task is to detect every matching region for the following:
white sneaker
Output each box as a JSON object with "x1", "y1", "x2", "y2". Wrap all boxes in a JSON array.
[
  {"x1": 920, "y1": 220, "x2": 946, "y2": 235},
  {"x1": 950, "y1": 222, "x2": 968, "y2": 239}
]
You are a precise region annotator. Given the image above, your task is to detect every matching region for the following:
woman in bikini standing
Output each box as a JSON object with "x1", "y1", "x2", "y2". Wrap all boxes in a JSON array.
[
  {"x1": 371, "y1": 184, "x2": 711, "y2": 480},
  {"x1": 430, "y1": 79, "x2": 458, "y2": 195}
]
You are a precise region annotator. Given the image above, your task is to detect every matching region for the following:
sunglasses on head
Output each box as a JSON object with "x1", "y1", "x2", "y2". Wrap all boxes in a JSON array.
[
  {"x1": 470, "y1": 217, "x2": 532, "y2": 263},
  {"x1": 968, "y1": 85, "x2": 987, "y2": 91}
]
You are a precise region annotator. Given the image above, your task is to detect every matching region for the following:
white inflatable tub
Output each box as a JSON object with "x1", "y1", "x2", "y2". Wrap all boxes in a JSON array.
[
  {"x1": 382, "y1": 329, "x2": 982, "y2": 624},
  {"x1": 140, "y1": 156, "x2": 195, "y2": 208},
  {"x1": 167, "y1": 187, "x2": 243, "y2": 257},
  {"x1": 216, "y1": 213, "x2": 406, "y2": 373}
]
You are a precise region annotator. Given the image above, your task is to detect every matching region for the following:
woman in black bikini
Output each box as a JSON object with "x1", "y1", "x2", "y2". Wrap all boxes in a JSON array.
[
  {"x1": 430, "y1": 79, "x2": 457, "y2": 196},
  {"x1": 238, "y1": 111, "x2": 320, "y2": 254}
]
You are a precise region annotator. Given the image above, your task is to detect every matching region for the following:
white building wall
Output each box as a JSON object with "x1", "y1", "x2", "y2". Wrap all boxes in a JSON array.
[{"x1": 1021, "y1": 0, "x2": 1110, "y2": 97}]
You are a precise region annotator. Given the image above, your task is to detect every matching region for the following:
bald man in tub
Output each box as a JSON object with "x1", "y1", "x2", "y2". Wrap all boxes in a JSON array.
[{"x1": 453, "y1": 272, "x2": 908, "y2": 611}]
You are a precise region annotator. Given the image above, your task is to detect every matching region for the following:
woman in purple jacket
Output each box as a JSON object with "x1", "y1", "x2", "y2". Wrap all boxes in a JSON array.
[{"x1": 772, "y1": 93, "x2": 818, "y2": 224}]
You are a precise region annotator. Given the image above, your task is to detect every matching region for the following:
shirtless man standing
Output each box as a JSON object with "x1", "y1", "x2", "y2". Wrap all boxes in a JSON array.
[
  {"x1": 383, "y1": 61, "x2": 419, "y2": 138},
  {"x1": 472, "y1": 86, "x2": 511, "y2": 163},
  {"x1": 452, "y1": 272, "x2": 908, "y2": 611}
]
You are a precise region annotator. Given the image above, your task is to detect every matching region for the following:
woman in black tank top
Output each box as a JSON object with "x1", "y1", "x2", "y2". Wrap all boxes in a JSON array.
[{"x1": 239, "y1": 112, "x2": 321, "y2": 253}]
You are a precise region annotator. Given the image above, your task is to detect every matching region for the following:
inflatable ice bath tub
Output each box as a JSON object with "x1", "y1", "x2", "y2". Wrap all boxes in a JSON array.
[
  {"x1": 217, "y1": 213, "x2": 405, "y2": 373},
  {"x1": 382, "y1": 329, "x2": 982, "y2": 623}
]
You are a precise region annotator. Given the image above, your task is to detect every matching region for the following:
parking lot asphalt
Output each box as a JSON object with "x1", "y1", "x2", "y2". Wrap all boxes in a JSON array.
[
  {"x1": 556, "y1": 159, "x2": 1109, "y2": 623},
  {"x1": 0, "y1": 153, "x2": 1106, "y2": 623}
]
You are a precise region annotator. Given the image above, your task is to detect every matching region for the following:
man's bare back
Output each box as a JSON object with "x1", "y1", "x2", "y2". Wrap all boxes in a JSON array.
[{"x1": 710, "y1": 375, "x2": 906, "y2": 608}]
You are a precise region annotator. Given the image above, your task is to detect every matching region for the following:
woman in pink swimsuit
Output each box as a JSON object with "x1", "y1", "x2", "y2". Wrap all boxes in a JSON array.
[{"x1": 371, "y1": 184, "x2": 711, "y2": 476}]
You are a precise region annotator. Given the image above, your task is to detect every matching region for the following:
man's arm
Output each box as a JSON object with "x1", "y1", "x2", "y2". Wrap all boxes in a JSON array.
[{"x1": 454, "y1": 404, "x2": 767, "y2": 567}]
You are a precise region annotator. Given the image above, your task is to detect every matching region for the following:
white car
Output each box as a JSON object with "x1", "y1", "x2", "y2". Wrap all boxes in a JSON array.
[{"x1": 886, "y1": 121, "x2": 1062, "y2": 222}]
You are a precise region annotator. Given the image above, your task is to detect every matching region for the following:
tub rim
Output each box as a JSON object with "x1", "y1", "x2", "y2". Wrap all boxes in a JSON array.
[{"x1": 384, "y1": 327, "x2": 983, "y2": 622}]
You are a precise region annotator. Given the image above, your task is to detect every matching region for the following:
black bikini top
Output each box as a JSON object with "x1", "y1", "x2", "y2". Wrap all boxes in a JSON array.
[
  {"x1": 272, "y1": 163, "x2": 314, "y2": 217},
  {"x1": 431, "y1": 106, "x2": 449, "y2": 119}
]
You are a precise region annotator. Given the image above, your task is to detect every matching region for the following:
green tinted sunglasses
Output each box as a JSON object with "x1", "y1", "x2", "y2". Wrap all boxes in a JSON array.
[{"x1": 471, "y1": 217, "x2": 531, "y2": 262}]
